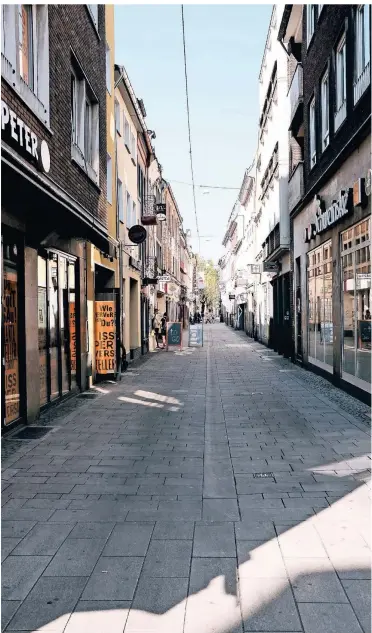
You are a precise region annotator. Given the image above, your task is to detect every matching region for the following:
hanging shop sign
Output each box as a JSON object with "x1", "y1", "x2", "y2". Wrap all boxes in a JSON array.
[
  {"x1": 229, "y1": 293, "x2": 236, "y2": 300},
  {"x1": 157, "y1": 275, "x2": 171, "y2": 283},
  {"x1": 365, "y1": 169, "x2": 372, "y2": 197},
  {"x1": 1, "y1": 100, "x2": 50, "y2": 173},
  {"x1": 166, "y1": 322, "x2": 182, "y2": 350},
  {"x1": 94, "y1": 301, "x2": 116, "y2": 374},
  {"x1": 304, "y1": 190, "x2": 353, "y2": 243},
  {"x1": 128, "y1": 225, "x2": 147, "y2": 245},
  {"x1": 263, "y1": 261, "x2": 279, "y2": 273}
]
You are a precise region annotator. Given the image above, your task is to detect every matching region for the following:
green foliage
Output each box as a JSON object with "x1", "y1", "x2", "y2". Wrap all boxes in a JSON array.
[{"x1": 197, "y1": 256, "x2": 220, "y2": 309}]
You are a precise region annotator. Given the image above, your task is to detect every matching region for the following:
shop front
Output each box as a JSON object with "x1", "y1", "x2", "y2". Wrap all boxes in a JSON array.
[{"x1": 293, "y1": 141, "x2": 371, "y2": 398}]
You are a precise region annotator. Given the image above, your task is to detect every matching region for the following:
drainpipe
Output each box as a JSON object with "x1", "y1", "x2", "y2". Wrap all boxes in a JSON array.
[{"x1": 114, "y1": 70, "x2": 125, "y2": 377}]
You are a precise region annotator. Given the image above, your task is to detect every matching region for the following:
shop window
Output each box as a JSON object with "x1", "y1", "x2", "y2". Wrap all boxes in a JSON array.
[
  {"x1": 3, "y1": 244, "x2": 21, "y2": 425},
  {"x1": 307, "y1": 240, "x2": 333, "y2": 368},
  {"x1": 38, "y1": 256, "x2": 48, "y2": 406},
  {"x1": 341, "y1": 218, "x2": 371, "y2": 387}
]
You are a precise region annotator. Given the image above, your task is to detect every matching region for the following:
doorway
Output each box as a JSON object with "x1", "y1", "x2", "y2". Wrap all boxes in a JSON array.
[
  {"x1": 37, "y1": 250, "x2": 78, "y2": 407},
  {"x1": 295, "y1": 257, "x2": 303, "y2": 362}
]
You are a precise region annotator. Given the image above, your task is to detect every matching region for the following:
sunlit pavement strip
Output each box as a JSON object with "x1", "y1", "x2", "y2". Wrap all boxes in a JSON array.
[{"x1": 1, "y1": 324, "x2": 371, "y2": 633}]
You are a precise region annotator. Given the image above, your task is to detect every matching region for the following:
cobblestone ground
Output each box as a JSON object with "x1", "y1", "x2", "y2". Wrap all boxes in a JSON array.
[{"x1": 2, "y1": 324, "x2": 371, "y2": 633}]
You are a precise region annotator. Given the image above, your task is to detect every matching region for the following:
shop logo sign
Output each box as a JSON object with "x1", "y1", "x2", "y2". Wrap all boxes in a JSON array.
[
  {"x1": 304, "y1": 190, "x2": 353, "y2": 243},
  {"x1": 1, "y1": 100, "x2": 50, "y2": 173}
]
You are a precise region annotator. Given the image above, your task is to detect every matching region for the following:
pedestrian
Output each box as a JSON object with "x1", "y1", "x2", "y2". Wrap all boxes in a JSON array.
[
  {"x1": 152, "y1": 309, "x2": 162, "y2": 349},
  {"x1": 365, "y1": 309, "x2": 371, "y2": 320},
  {"x1": 161, "y1": 312, "x2": 168, "y2": 348}
]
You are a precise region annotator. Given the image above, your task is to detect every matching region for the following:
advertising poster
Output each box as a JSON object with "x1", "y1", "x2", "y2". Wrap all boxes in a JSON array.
[
  {"x1": 69, "y1": 301, "x2": 76, "y2": 374},
  {"x1": 94, "y1": 300, "x2": 116, "y2": 374},
  {"x1": 189, "y1": 323, "x2": 203, "y2": 347},
  {"x1": 3, "y1": 269, "x2": 20, "y2": 424}
]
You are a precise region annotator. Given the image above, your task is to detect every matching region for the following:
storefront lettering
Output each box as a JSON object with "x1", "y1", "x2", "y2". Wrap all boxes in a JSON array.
[
  {"x1": 304, "y1": 190, "x2": 353, "y2": 243},
  {"x1": 94, "y1": 301, "x2": 116, "y2": 374},
  {"x1": 1, "y1": 100, "x2": 50, "y2": 173},
  {"x1": 3, "y1": 271, "x2": 20, "y2": 424}
]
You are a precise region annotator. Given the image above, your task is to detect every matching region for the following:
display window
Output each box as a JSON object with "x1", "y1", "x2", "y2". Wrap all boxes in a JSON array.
[
  {"x1": 3, "y1": 243, "x2": 21, "y2": 425},
  {"x1": 341, "y1": 218, "x2": 371, "y2": 386},
  {"x1": 307, "y1": 239, "x2": 333, "y2": 368}
]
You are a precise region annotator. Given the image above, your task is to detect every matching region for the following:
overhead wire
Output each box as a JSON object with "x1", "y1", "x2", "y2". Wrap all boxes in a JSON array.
[
  {"x1": 181, "y1": 5, "x2": 201, "y2": 253},
  {"x1": 168, "y1": 179, "x2": 241, "y2": 190}
]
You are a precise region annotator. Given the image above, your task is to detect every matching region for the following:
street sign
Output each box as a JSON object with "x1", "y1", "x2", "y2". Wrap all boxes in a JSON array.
[
  {"x1": 189, "y1": 323, "x2": 203, "y2": 347},
  {"x1": 157, "y1": 275, "x2": 171, "y2": 283},
  {"x1": 263, "y1": 261, "x2": 279, "y2": 273},
  {"x1": 128, "y1": 225, "x2": 147, "y2": 244}
]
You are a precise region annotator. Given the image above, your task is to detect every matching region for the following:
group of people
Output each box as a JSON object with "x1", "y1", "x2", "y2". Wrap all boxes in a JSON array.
[{"x1": 152, "y1": 310, "x2": 168, "y2": 349}]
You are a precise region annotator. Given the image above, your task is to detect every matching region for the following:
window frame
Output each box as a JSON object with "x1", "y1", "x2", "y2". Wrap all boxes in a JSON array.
[
  {"x1": 309, "y1": 95, "x2": 317, "y2": 169},
  {"x1": 335, "y1": 33, "x2": 347, "y2": 109},
  {"x1": 114, "y1": 98, "x2": 121, "y2": 134},
  {"x1": 106, "y1": 154, "x2": 112, "y2": 205},
  {"x1": 307, "y1": 4, "x2": 316, "y2": 47},
  {"x1": 320, "y1": 70, "x2": 329, "y2": 151},
  {"x1": 86, "y1": 4, "x2": 98, "y2": 32},
  {"x1": 126, "y1": 191, "x2": 132, "y2": 227},
  {"x1": 124, "y1": 114, "x2": 130, "y2": 151},
  {"x1": 118, "y1": 179, "x2": 124, "y2": 223}
]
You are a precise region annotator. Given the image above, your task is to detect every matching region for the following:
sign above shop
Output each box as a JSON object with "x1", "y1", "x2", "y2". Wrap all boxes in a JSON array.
[
  {"x1": 304, "y1": 189, "x2": 353, "y2": 243},
  {"x1": 263, "y1": 261, "x2": 279, "y2": 273},
  {"x1": 1, "y1": 100, "x2": 50, "y2": 174}
]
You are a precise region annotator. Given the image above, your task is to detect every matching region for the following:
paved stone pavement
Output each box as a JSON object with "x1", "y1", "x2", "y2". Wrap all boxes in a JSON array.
[{"x1": 2, "y1": 324, "x2": 371, "y2": 633}]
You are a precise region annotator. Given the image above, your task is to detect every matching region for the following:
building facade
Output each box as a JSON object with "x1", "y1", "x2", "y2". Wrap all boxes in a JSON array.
[
  {"x1": 279, "y1": 4, "x2": 371, "y2": 399},
  {"x1": 2, "y1": 4, "x2": 110, "y2": 428}
]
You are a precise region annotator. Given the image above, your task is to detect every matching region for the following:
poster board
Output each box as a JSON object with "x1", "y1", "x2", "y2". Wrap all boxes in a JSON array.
[
  {"x1": 166, "y1": 322, "x2": 182, "y2": 350},
  {"x1": 189, "y1": 323, "x2": 203, "y2": 347},
  {"x1": 94, "y1": 300, "x2": 116, "y2": 374}
]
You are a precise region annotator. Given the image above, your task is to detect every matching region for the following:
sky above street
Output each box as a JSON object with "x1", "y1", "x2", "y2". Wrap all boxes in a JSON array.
[{"x1": 115, "y1": 4, "x2": 272, "y2": 262}]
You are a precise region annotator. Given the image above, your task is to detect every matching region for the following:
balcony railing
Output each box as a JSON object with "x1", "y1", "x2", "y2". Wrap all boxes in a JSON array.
[
  {"x1": 288, "y1": 162, "x2": 304, "y2": 213},
  {"x1": 354, "y1": 61, "x2": 371, "y2": 105},
  {"x1": 289, "y1": 63, "x2": 303, "y2": 126}
]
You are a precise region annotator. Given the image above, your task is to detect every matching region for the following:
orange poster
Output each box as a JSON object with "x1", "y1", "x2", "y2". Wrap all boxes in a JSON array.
[
  {"x1": 94, "y1": 300, "x2": 116, "y2": 374},
  {"x1": 3, "y1": 270, "x2": 20, "y2": 424}
]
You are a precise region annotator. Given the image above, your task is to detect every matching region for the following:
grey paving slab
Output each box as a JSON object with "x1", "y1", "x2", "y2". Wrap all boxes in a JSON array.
[
  {"x1": 64, "y1": 601, "x2": 131, "y2": 633},
  {"x1": 2, "y1": 555, "x2": 52, "y2": 600},
  {"x1": 127, "y1": 576, "x2": 188, "y2": 633},
  {"x1": 240, "y1": 576, "x2": 302, "y2": 631},
  {"x1": 6, "y1": 576, "x2": 86, "y2": 633},
  {"x1": 284, "y1": 557, "x2": 348, "y2": 602},
  {"x1": 298, "y1": 602, "x2": 364, "y2": 633},
  {"x1": 82, "y1": 556, "x2": 143, "y2": 600},
  {"x1": 202, "y1": 497, "x2": 240, "y2": 521},
  {"x1": 43, "y1": 538, "x2": 106, "y2": 576},
  {"x1": 2, "y1": 538, "x2": 21, "y2": 562},
  {"x1": 1, "y1": 600, "x2": 21, "y2": 632},
  {"x1": 11, "y1": 522, "x2": 73, "y2": 556},
  {"x1": 152, "y1": 520, "x2": 194, "y2": 540},
  {"x1": 341, "y1": 579, "x2": 371, "y2": 633},
  {"x1": 142, "y1": 539, "x2": 192, "y2": 577},
  {"x1": 194, "y1": 522, "x2": 236, "y2": 557},
  {"x1": 102, "y1": 522, "x2": 153, "y2": 556}
]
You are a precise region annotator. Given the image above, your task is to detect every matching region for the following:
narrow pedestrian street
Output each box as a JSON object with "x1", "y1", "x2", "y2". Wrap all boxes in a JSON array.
[{"x1": 2, "y1": 324, "x2": 371, "y2": 633}]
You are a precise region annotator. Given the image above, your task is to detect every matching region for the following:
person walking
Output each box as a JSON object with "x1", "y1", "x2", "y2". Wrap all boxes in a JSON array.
[
  {"x1": 152, "y1": 309, "x2": 162, "y2": 349},
  {"x1": 161, "y1": 312, "x2": 168, "y2": 348}
]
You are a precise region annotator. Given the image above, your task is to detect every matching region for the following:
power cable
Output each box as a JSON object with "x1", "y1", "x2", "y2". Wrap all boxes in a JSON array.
[
  {"x1": 181, "y1": 5, "x2": 200, "y2": 253},
  {"x1": 168, "y1": 179, "x2": 241, "y2": 191}
]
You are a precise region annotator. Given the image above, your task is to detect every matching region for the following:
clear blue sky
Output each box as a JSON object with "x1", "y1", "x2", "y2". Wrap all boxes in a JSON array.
[{"x1": 115, "y1": 4, "x2": 272, "y2": 262}]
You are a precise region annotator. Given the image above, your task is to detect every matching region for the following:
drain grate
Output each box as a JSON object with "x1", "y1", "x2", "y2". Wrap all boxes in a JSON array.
[
  {"x1": 14, "y1": 427, "x2": 53, "y2": 440},
  {"x1": 253, "y1": 472, "x2": 274, "y2": 479}
]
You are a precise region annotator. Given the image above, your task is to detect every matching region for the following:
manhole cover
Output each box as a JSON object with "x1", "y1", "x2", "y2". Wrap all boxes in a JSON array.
[
  {"x1": 253, "y1": 472, "x2": 274, "y2": 479},
  {"x1": 14, "y1": 427, "x2": 53, "y2": 440}
]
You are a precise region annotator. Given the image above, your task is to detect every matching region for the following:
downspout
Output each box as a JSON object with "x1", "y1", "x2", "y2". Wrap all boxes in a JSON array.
[{"x1": 114, "y1": 70, "x2": 125, "y2": 377}]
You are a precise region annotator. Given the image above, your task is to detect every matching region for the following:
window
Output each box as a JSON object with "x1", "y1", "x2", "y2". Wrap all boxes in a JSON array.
[
  {"x1": 115, "y1": 99, "x2": 120, "y2": 134},
  {"x1": 130, "y1": 130, "x2": 136, "y2": 163},
  {"x1": 307, "y1": 240, "x2": 333, "y2": 369},
  {"x1": 124, "y1": 114, "x2": 130, "y2": 150},
  {"x1": 126, "y1": 191, "x2": 132, "y2": 227},
  {"x1": 309, "y1": 97, "x2": 316, "y2": 167},
  {"x1": 132, "y1": 201, "x2": 137, "y2": 227},
  {"x1": 87, "y1": 4, "x2": 98, "y2": 28},
  {"x1": 354, "y1": 5, "x2": 371, "y2": 103},
  {"x1": 106, "y1": 154, "x2": 112, "y2": 204},
  {"x1": 320, "y1": 71, "x2": 329, "y2": 151},
  {"x1": 118, "y1": 179, "x2": 124, "y2": 223},
  {"x1": 2, "y1": 5, "x2": 49, "y2": 124},
  {"x1": 335, "y1": 34, "x2": 347, "y2": 129},
  {"x1": 106, "y1": 42, "x2": 111, "y2": 94},
  {"x1": 71, "y1": 59, "x2": 99, "y2": 184},
  {"x1": 307, "y1": 4, "x2": 316, "y2": 45}
]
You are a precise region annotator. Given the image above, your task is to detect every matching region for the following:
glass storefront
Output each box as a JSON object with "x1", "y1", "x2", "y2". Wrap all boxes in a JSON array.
[
  {"x1": 2, "y1": 237, "x2": 21, "y2": 425},
  {"x1": 37, "y1": 250, "x2": 78, "y2": 405},
  {"x1": 341, "y1": 218, "x2": 371, "y2": 386},
  {"x1": 307, "y1": 239, "x2": 333, "y2": 369}
]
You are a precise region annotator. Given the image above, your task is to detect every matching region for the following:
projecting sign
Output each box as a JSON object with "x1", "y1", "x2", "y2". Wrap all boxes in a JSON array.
[
  {"x1": 128, "y1": 225, "x2": 147, "y2": 244},
  {"x1": 157, "y1": 275, "x2": 171, "y2": 283},
  {"x1": 263, "y1": 261, "x2": 279, "y2": 273},
  {"x1": 229, "y1": 293, "x2": 236, "y2": 300},
  {"x1": 250, "y1": 264, "x2": 261, "y2": 274}
]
